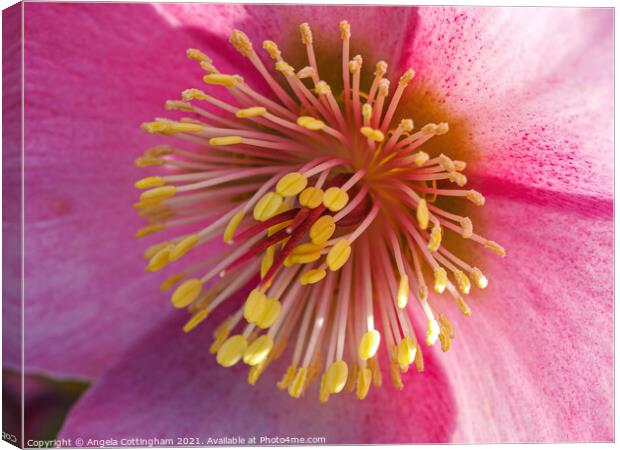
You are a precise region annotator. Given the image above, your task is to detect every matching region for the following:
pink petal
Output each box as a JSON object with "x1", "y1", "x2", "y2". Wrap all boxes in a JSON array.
[
  {"x1": 402, "y1": 7, "x2": 613, "y2": 198},
  {"x1": 22, "y1": 3, "x2": 237, "y2": 378},
  {"x1": 442, "y1": 191, "x2": 612, "y2": 442},
  {"x1": 59, "y1": 310, "x2": 457, "y2": 443},
  {"x1": 3, "y1": 2, "x2": 23, "y2": 370}
]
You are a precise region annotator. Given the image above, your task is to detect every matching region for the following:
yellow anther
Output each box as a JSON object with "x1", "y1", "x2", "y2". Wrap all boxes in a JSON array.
[
  {"x1": 416, "y1": 198, "x2": 430, "y2": 230},
  {"x1": 314, "y1": 81, "x2": 331, "y2": 95},
  {"x1": 223, "y1": 210, "x2": 245, "y2": 243},
  {"x1": 368, "y1": 357, "x2": 382, "y2": 387},
  {"x1": 203, "y1": 73, "x2": 241, "y2": 87},
  {"x1": 299, "y1": 22, "x2": 313, "y2": 44},
  {"x1": 296, "y1": 66, "x2": 315, "y2": 79},
  {"x1": 399, "y1": 119, "x2": 414, "y2": 132},
  {"x1": 397, "y1": 275, "x2": 409, "y2": 308},
  {"x1": 426, "y1": 319, "x2": 441, "y2": 345},
  {"x1": 278, "y1": 364, "x2": 298, "y2": 390},
  {"x1": 436, "y1": 122, "x2": 450, "y2": 135},
  {"x1": 268, "y1": 218, "x2": 291, "y2": 236},
  {"x1": 182, "y1": 309, "x2": 209, "y2": 333},
  {"x1": 243, "y1": 334, "x2": 274, "y2": 366},
  {"x1": 230, "y1": 29, "x2": 253, "y2": 57},
  {"x1": 248, "y1": 359, "x2": 269, "y2": 385},
  {"x1": 454, "y1": 294, "x2": 471, "y2": 316},
  {"x1": 397, "y1": 337, "x2": 416, "y2": 368},
  {"x1": 291, "y1": 251, "x2": 323, "y2": 264},
  {"x1": 283, "y1": 254, "x2": 295, "y2": 267},
  {"x1": 360, "y1": 126, "x2": 385, "y2": 142},
  {"x1": 460, "y1": 217, "x2": 473, "y2": 238},
  {"x1": 243, "y1": 289, "x2": 267, "y2": 324},
  {"x1": 439, "y1": 331, "x2": 451, "y2": 352},
  {"x1": 209, "y1": 324, "x2": 231, "y2": 354},
  {"x1": 339, "y1": 20, "x2": 351, "y2": 39},
  {"x1": 378, "y1": 78, "x2": 390, "y2": 95},
  {"x1": 135, "y1": 223, "x2": 166, "y2": 238},
  {"x1": 209, "y1": 136, "x2": 243, "y2": 146},
  {"x1": 134, "y1": 156, "x2": 163, "y2": 167},
  {"x1": 375, "y1": 60, "x2": 388, "y2": 77},
  {"x1": 390, "y1": 362, "x2": 404, "y2": 390},
  {"x1": 275, "y1": 60, "x2": 295, "y2": 76},
  {"x1": 427, "y1": 223, "x2": 442, "y2": 252},
  {"x1": 297, "y1": 116, "x2": 325, "y2": 131},
  {"x1": 299, "y1": 187, "x2": 324, "y2": 208},
  {"x1": 358, "y1": 330, "x2": 381, "y2": 360},
  {"x1": 140, "y1": 185, "x2": 176, "y2": 203},
  {"x1": 186, "y1": 48, "x2": 211, "y2": 63},
  {"x1": 256, "y1": 297, "x2": 281, "y2": 329},
  {"x1": 399, "y1": 68, "x2": 416, "y2": 86},
  {"x1": 160, "y1": 272, "x2": 187, "y2": 292},
  {"x1": 454, "y1": 270, "x2": 471, "y2": 295},
  {"x1": 414, "y1": 343, "x2": 424, "y2": 372},
  {"x1": 142, "y1": 121, "x2": 204, "y2": 135},
  {"x1": 292, "y1": 242, "x2": 325, "y2": 256},
  {"x1": 253, "y1": 192, "x2": 283, "y2": 222},
  {"x1": 144, "y1": 241, "x2": 170, "y2": 259},
  {"x1": 323, "y1": 187, "x2": 349, "y2": 212},
  {"x1": 145, "y1": 145, "x2": 174, "y2": 157},
  {"x1": 147, "y1": 245, "x2": 173, "y2": 272},
  {"x1": 387, "y1": 345, "x2": 398, "y2": 370},
  {"x1": 470, "y1": 267, "x2": 488, "y2": 289},
  {"x1": 276, "y1": 172, "x2": 308, "y2": 197},
  {"x1": 434, "y1": 267, "x2": 447, "y2": 293},
  {"x1": 135, "y1": 176, "x2": 166, "y2": 190},
  {"x1": 457, "y1": 296, "x2": 472, "y2": 316},
  {"x1": 310, "y1": 215, "x2": 336, "y2": 244},
  {"x1": 438, "y1": 154, "x2": 456, "y2": 172},
  {"x1": 260, "y1": 246, "x2": 275, "y2": 279},
  {"x1": 326, "y1": 239, "x2": 351, "y2": 271},
  {"x1": 300, "y1": 268, "x2": 327, "y2": 285},
  {"x1": 165, "y1": 100, "x2": 193, "y2": 112},
  {"x1": 171, "y1": 279, "x2": 203, "y2": 309},
  {"x1": 169, "y1": 234, "x2": 199, "y2": 261},
  {"x1": 235, "y1": 106, "x2": 266, "y2": 118},
  {"x1": 324, "y1": 360, "x2": 348, "y2": 394},
  {"x1": 449, "y1": 171, "x2": 467, "y2": 187},
  {"x1": 438, "y1": 313, "x2": 455, "y2": 339},
  {"x1": 346, "y1": 363, "x2": 358, "y2": 392},
  {"x1": 362, "y1": 103, "x2": 372, "y2": 120},
  {"x1": 181, "y1": 88, "x2": 207, "y2": 102},
  {"x1": 319, "y1": 373, "x2": 330, "y2": 403},
  {"x1": 139, "y1": 206, "x2": 174, "y2": 221},
  {"x1": 466, "y1": 190, "x2": 486, "y2": 206},
  {"x1": 200, "y1": 60, "x2": 218, "y2": 74},
  {"x1": 412, "y1": 151, "x2": 430, "y2": 166},
  {"x1": 307, "y1": 360, "x2": 323, "y2": 388},
  {"x1": 485, "y1": 240, "x2": 506, "y2": 257},
  {"x1": 289, "y1": 367, "x2": 308, "y2": 398},
  {"x1": 262, "y1": 40, "x2": 281, "y2": 60},
  {"x1": 356, "y1": 367, "x2": 372, "y2": 400},
  {"x1": 349, "y1": 56, "x2": 361, "y2": 74},
  {"x1": 216, "y1": 334, "x2": 248, "y2": 367},
  {"x1": 421, "y1": 123, "x2": 438, "y2": 134},
  {"x1": 454, "y1": 160, "x2": 467, "y2": 171}
]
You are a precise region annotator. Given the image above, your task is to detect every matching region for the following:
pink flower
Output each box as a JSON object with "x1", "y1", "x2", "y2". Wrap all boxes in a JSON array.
[{"x1": 13, "y1": 3, "x2": 612, "y2": 443}]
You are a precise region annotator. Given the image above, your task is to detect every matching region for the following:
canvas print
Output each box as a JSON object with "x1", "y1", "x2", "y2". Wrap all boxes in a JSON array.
[{"x1": 2, "y1": 2, "x2": 614, "y2": 447}]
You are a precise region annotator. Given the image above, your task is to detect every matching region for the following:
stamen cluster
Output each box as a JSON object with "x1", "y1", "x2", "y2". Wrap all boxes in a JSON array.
[{"x1": 134, "y1": 20, "x2": 505, "y2": 401}]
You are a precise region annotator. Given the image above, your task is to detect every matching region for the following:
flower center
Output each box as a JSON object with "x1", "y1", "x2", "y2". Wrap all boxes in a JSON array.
[{"x1": 134, "y1": 20, "x2": 505, "y2": 401}]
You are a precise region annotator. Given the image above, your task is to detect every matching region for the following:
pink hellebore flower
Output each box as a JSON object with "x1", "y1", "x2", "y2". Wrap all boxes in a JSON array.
[{"x1": 11, "y1": 3, "x2": 612, "y2": 444}]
